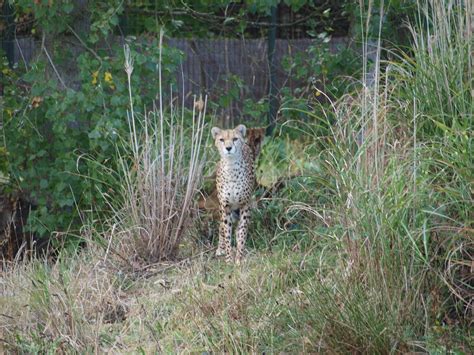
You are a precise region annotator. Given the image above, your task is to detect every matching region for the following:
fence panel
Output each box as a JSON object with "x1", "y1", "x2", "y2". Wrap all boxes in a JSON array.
[{"x1": 9, "y1": 36, "x2": 349, "y2": 124}]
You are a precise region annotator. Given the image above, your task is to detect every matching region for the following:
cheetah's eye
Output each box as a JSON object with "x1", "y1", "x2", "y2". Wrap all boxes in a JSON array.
[
  {"x1": 219, "y1": 138, "x2": 224, "y2": 142},
  {"x1": 233, "y1": 138, "x2": 238, "y2": 142}
]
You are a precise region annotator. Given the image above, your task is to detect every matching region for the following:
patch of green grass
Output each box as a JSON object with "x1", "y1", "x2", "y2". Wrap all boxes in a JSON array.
[{"x1": 1, "y1": 243, "x2": 471, "y2": 353}]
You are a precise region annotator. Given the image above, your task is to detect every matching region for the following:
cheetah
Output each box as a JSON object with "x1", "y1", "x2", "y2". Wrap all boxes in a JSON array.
[{"x1": 211, "y1": 124, "x2": 258, "y2": 264}]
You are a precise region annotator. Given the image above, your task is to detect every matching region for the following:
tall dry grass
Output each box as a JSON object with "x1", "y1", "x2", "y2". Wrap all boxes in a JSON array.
[
  {"x1": 402, "y1": 0, "x2": 473, "y2": 322},
  {"x1": 0, "y1": 247, "x2": 128, "y2": 352},
  {"x1": 281, "y1": 0, "x2": 472, "y2": 351},
  {"x1": 107, "y1": 34, "x2": 207, "y2": 265}
]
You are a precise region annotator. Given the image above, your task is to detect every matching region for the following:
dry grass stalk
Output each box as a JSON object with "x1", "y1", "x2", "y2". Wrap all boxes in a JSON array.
[
  {"x1": 0, "y1": 247, "x2": 128, "y2": 353},
  {"x1": 113, "y1": 34, "x2": 207, "y2": 265}
]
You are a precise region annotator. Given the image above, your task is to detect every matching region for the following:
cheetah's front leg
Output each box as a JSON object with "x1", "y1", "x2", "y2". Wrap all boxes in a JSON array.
[
  {"x1": 216, "y1": 220, "x2": 226, "y2": 257},
  {"x1": 217, "y1": 206, "x2": 233, "y2": 263},
  {"x1": 235, "y1": 205, "x2": 250, "y2": 265}
]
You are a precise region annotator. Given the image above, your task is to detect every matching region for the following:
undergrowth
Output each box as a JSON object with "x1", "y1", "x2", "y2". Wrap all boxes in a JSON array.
[{"x1": 0, "y1": 0, "x2": 472, "y2": 353}]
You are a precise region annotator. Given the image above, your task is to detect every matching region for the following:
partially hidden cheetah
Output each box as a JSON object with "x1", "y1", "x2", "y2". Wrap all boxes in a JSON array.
[{"x1": 211, "y1": 124, "x2": 259, "y2": 264}]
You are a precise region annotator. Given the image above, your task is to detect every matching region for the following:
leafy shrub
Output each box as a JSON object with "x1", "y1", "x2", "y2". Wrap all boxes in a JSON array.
[
  {"x1": 279, "y1": 33, "x2": 362, "y2": 129},
  {"x1": 1, "y1": 36, "x2": 182, "y2": 240}
]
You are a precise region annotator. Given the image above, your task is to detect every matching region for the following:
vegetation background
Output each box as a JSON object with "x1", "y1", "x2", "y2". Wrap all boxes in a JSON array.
[{"x1": 0, "y1": 0, "x2": 472, "y2": 353}]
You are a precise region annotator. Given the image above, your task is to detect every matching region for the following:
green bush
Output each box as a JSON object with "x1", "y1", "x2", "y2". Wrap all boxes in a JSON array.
[{"x1": 1, "y1": 38, "x2": 182, "y2": 239}]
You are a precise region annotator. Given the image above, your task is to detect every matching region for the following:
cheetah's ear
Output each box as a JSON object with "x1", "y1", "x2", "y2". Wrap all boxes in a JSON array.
[
  {"x1": 235, "y1": 124, "x2": 247, "y2": 138},
  {"x1": 211, "y1": 127, "x2": 221, "y2": 139}
]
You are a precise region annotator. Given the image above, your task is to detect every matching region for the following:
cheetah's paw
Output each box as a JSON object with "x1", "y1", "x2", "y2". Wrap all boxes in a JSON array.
[{"x1": 215, "y1": 247, "x2": 226, "y2": 257}]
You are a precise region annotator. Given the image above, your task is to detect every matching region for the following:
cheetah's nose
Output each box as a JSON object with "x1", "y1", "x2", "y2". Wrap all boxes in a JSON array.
[{"x1": 226, "y1": 146, "x2": 232, "y2": 152}]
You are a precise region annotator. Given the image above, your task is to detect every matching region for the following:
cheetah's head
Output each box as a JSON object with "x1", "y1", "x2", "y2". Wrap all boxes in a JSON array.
[{"x1": 211, "y1": 124, "x2": 246, "y2": 159}]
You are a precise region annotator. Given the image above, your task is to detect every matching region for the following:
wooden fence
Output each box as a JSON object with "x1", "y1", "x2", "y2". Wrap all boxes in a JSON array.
[{"x1": 10, "y1": 36, "x2": 350, "y2": 124}]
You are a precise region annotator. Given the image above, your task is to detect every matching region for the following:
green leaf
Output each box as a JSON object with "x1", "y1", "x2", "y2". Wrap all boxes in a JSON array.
[
  {"x1": 110, "y1": 96, "x2": 122, "y2": 106},
  {"x1": 55, "y1": 182, "x2": 67, "y2": 193},
  {"x1": 88, "y1": 33, "x2": 99, "y2": 44},
  {"x1": 88, "y1": 130, "x2": 101, "y2": 139},
  {"x1": 63, "y1": 3, "x2": 74, "y2": 14},
  {"x1": 40, "y1": 179, "x2": 48, "y2": 189}
]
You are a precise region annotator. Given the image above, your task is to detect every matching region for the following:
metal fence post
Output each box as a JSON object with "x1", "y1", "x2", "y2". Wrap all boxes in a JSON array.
[
  {"x1": 1, "y1": 1, "x2": 15, "y2": 69},
  {"x1": 266, "y1": 5, "x2": 278, "y2": 136}
]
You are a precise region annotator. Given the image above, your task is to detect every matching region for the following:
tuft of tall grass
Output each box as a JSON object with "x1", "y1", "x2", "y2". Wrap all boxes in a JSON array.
[
  {"x1": 106, "y1": 35, "x2": 207, "y2": 265},
  {"x1": 0, "y1": 247, "x2": 128, "y2": 353},
  {"x1": 291, "y1": 92, "x2": 430, "y2": 352},
  {"x1": 401, "y1": 0, "x2": 473, "y2": 322},
  {"x1": 406, "y1": 0, "x2": 472, "y2": 135},
  {"x1": 282, "y1": 0, "x2": 472, "y2": 351}
]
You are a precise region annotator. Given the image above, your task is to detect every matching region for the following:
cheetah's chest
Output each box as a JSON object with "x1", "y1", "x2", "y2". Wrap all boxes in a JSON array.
[{"x1": 217, "y1": 161, "x2": 254, "y2": 209}]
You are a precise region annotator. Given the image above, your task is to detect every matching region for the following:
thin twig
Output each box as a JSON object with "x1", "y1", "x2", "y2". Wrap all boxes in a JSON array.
[
  {"x1": 43, "y1": 46, "x2": 67, "y2": 89},
  {"x1": 14, "y1": 36, "x2": 28, "y2": 70},
  {"x1": 66, "y1": 24, "x2": 103, "y2": 65}
]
